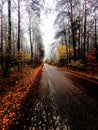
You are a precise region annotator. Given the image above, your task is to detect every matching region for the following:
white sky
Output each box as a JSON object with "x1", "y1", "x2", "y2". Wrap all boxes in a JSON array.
[
  {"x1": 40, "y1": 12, "x2": 55, "y2": 56},
  {"x1": 40, "y1": 0, "x2": 57, "y2": 58}
]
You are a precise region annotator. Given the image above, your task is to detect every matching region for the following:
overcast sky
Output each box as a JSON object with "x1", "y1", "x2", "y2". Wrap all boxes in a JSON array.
[{"x1": 40, "y1": 0, "x2": 57, "y2": 59}]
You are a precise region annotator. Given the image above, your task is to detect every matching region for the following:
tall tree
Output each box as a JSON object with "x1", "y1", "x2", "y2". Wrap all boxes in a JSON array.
[
  {"x1": 29, "y1": 11, "x2": 34, "y2": 67},
  {"x1": 7, "y1": 0, "x2": 12, "y2": 52},
  {"x1": 26, "y1": 4, "x2": 34, "y2": 67},
  {"x1": 83, "y1": 0, "x2": 87, "y2": 62},
  {"x1": 0, "y1": 0, "x2": 4, "y2": 69},
  {"x1": 70, "y1": 0, "x2": 77, "y2": 61},
  {"x1": 17, "y1": 0, "x2": 20, "y2": 52},
  {"x1": 3, "y1": 0, "x2": 12, "y2": 77},
  {"x1": 94, "y1": 16, "x2": 97, "y2": 49},
  {"x1": 55, "y1": 0, "x2": 82, "y2": 61}
]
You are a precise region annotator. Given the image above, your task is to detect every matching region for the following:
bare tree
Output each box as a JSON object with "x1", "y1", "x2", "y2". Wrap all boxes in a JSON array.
[
  {"x1": 3, "y1": 0, "x2": 12, "y2": 77},
  {"x1": 0, "y1": 0, "x2": 4, "y2": 69},
  {"x1": 83, "y1": 0, "x2": 87, "y2": 62},
  {"x1": 17, "y1": 0, "x2": 20, "y2": 52}
]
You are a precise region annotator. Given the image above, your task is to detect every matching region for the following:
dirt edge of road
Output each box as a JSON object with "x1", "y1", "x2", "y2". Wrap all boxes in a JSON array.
[{"x1": 57, "y1": 67, "x2": 98, "y2": 84}]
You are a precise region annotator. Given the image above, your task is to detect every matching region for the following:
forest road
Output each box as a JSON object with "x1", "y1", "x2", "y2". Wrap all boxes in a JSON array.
[
  {"x1": 29, "y1": 64, "x2": 98, "y2": 130},
  {"x1": 24, "y1": 64, "x2": 98, "y2": 130}
]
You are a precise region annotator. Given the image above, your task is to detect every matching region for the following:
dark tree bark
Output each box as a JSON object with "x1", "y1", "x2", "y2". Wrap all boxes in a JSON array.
[
  {"x1": 87, "y1": 32, "x2": 89, "y2": 53},
  {"x1": 29, "y1": 13, "x2": 33, "y2": 67},
  {"x1": 70, "y1": 1, "x2": 77, "y2": 61},
  {"x1": 94, "y1": 17, "x2": 97, "y2": 49},
  {"x1": 17, "y1": 0, "x2": 21, "y2": 71},
  {"x1": 0, "y1": 0, "x2": 3, "y2": 68},
  {"x1": 64, "y1": 30, "x2": 69, "y2": 64},
  {"x1": 8, "y1": 0, "x2": 11, "y2": 52},
  {"x1": 78, "y1": 26, "x2": 81, "y2": 59},
  {"x1": 3, "y1": 0, "x2": 12, "y2": 77},
  {"x1": 83, "y1": 0, "x2": 87, "y2": 62},
  {"x1": 17, "y1": 0, "x2": 20, "y2": 52}
]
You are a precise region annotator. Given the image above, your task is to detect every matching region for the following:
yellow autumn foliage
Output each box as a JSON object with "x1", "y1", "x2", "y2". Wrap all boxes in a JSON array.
[
  {"x1": 57, "y1": 45, "x2": 66, "y2": 59},
  {"x1": 57, "y1": 45, "x2": 74, "y2": 60},
  {"x1": 15, "y1": 50, "x2": 31, "y2": 62}
]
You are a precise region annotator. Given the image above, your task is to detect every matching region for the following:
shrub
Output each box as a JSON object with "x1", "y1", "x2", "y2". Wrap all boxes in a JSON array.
[{"x1": 68, "y1": 60, "x2": 85, "y2": 71}]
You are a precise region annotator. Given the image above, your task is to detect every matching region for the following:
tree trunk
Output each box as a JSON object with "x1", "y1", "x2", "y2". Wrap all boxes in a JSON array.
[
  {"x1": 29, "y1": 14, "x2": 33, "y2": 67},
  {"x1": 17, "y1": 0, "x2": 20, "y2": 52},
  {"x1": 87, "y1": 32, "x2": 89, "y2": 54},
  {"x1": 83, "y1": 0, "x2": 87, "y2": 62},
  {"x1": 64, "y1": 30, "x2": 69, "y2": 66},
  {"x1": 94, "y1": 17, "x2": 98, "y2": 60},
  {"x1": 80, "y1": 25, "x2": 83, "y2": 59},
  {"x1": 70, "y1": 1, "x2": 77, "y2": 61},
  {"x1": 0, "y1": 0, "x2": 3, "y2": 68},
  {"x1": 17, "y1": 0, "x2": 21, "y2": 71},
  {"x1": 8, "y1": 0, "x2": 11, "y2": 52},
  {"x1": 78, "y1": 26, "x2": 81, "y2": 59},
  {"x1": 94, "y1": 17, "x2": 97, "y2": 49},
  {"x1": 3, "y1": 0, "x2": 12, "y2": 77}
]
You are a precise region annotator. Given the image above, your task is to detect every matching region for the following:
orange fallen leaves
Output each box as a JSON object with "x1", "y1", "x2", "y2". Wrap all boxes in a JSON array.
[
  {"x1": 1, "y1": 112, "x2": 16, "y2": 130},
  {"x1": 0, "y1": 65, "x2": 43, "y2": 130}
]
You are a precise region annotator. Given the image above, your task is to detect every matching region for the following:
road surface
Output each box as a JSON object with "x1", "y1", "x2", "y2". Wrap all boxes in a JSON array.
[{"x1": 12, "y1": 64, "x2": 98, "y2": 130}]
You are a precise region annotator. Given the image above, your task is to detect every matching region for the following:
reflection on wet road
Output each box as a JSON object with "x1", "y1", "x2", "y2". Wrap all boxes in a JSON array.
[
  {"x1": 29, "y1": 64, "x2": 98, "y2": 130},
  {"x1": 11, "y1": 64, "x2": 98, "y2": 130}
]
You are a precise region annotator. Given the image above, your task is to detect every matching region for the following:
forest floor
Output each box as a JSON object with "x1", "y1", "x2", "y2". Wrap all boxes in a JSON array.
[{"x1": 0, "y1": 65, "x2": 43, "y2": 130}]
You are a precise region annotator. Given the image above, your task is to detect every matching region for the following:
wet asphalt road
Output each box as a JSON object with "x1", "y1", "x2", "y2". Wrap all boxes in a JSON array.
[
  {"x1": 12, "y1": 64, "x2": 98, "y2": 130},
  {"x1": 29, "y1": 64, "x2": 98, "y2": 130}
]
